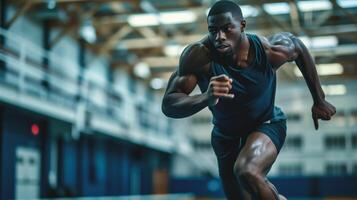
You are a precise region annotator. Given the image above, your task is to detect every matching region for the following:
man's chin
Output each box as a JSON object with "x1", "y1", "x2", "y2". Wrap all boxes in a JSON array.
[{"x1": 216, "y1": 49, "x2": 233, "y2": 58}]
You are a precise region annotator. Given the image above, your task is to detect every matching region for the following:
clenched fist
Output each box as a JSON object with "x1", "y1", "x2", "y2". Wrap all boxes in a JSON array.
[
  {"x1": 311, "y1": 99, "x2": 336, "y2": 130},
  {"x1": 205, "y1": 74, "x2": 234, "y2": 106}
]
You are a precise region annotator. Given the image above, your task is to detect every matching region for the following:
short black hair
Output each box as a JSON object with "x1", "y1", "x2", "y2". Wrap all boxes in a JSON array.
[{"x1": 207, "y1": 0, "x2": 243, "y2": 20}]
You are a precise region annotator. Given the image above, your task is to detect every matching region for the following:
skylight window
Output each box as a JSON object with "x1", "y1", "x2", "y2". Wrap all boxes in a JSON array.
[
  {"x1": 297, "y1": 0, "x2": 332, "y2": 12},
  {"x1": 294, "y1": 63, "x2": 344, "y2": 77},
  {"x1": 128, "y1": 11, "x2": 197, "y2": 27},
  {"x1": 322, "y1": 84, "x2": 347, "y2": 96},
  {"x1": 240, "y1": 5, "x2": 259, "y2": 18},
  {"x1": 298, "y1": 36, "x2": 338, "y2": 49},
  {"x1": 263, "y1": 3, "x2": 290, "y2": 15},
  {"x1": 337, "y1": 0, "x2": 357, "y2": 8}
]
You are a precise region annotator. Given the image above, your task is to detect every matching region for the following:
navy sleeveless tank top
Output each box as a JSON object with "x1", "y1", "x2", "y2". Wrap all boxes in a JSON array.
[{"x1": 197, "y1": 34, "x2": 286, "y2": 137}]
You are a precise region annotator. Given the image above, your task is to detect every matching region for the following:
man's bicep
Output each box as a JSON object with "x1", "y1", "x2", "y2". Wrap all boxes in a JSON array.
[{"x1": 165, "y1": 70, "x2": 198, "y2": 96}]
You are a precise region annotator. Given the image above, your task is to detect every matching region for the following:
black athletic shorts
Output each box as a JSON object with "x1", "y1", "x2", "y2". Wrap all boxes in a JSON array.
[{"x1": 211, "y1": 119, "x2": 287, "y2": 161}]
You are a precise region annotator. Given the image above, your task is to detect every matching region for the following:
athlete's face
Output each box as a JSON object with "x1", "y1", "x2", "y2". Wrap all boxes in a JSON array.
[{"x1": 207, "y1": 12, "x2": 245, "y2": 57}]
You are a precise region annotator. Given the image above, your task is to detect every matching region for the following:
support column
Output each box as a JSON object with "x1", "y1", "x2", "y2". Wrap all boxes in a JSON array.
[
  {"x1": 0, "y1": 105, "x2": 4, "y2": 200},
  {"x1": 42, "y1": 19, "x2": 50, "y2": 92},
  {"x1": 0, "y1": 0, "x2": 7, "y2": 75},
  {"x1": 0, "y1": 0, "x2": 6, "y2": 197},
  {"x1": 77, "y1": 38, "x2": 86, "y2": 101}
]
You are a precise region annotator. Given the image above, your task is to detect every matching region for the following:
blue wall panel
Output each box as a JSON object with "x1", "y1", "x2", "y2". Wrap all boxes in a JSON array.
[
  {"x1": 60, "y1": 140, "x2": 79, "y2": 195},
  {"x1": 319, "y1": 176, "x2": 357, "y2": 197},
  {"x1": 0, "y1": 108, "x2": 45, "y2": 200}
]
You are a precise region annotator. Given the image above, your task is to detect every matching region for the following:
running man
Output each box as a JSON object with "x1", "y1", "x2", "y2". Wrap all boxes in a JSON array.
[{"x1": 162, "y1": 1, "x2": 336, "y2": 199}]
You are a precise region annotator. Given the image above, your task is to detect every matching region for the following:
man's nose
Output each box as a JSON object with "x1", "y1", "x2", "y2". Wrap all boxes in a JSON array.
[{"x1": 215, "y1": 30, "x2": 226, "y2": 41}]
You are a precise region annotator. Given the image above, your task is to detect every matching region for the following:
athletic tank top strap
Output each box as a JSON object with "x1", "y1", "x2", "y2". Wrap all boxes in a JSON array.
[{"x1": 247, "y1": 34, "x2": 271, "y2": 73}]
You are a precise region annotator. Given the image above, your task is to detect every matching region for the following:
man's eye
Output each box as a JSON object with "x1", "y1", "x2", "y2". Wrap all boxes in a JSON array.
[
  {"x1": 224, "y1": 26, "x2": 233, "y2": 32},
  {"x1": 209, "y1": 29, "x2": 217, "y2": 34}
]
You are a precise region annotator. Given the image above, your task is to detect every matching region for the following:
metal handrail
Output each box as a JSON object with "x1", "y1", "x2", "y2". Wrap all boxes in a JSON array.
[{"x1": 0, "y1": 28, "x2": 123, "y2": 115}]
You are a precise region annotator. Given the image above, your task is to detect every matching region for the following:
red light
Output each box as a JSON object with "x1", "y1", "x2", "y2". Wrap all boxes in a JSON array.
[{"x1": 31, "y1": 124, "x2": 39, "y2": 136}]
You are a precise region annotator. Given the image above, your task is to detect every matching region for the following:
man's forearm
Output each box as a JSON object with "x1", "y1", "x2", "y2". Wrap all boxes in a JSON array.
[
  {"x1": 162, "y1": 93, "x2": 209, "y2": 118},
  {"x1": 294, "y1": 38, "x2": 325, "y2": 104}
]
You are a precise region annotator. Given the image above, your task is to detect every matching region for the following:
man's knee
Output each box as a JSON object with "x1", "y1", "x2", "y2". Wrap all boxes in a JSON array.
[{"x1": 233, "y1": 161, "x2": 262, "y2": 187}]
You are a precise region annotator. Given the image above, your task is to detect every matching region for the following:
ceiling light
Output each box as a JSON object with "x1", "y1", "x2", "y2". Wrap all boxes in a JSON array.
[
  {"x1": 337, "y1": 0, "x2": 357, "y2": 8},
  {"x1": 164, "y1": 44, "x2": 186, "y2": 57},
  {"x1": 298, "y1": 0, "x2": 332, "y2": 12},
  {"x1": 263, "y1": 3, "x2": 290, "y2": 15},
  {"x1": 79, "y1": 20, "x2": 96, "y2": 43},
  {"x1": 294, "y1": 63, "x2": 344, "y2": 77},
  {"x1": 47, "y1": 0, "x2": 56, "y2": 9},
  {"x1": 311, "y1": 36, "x2": 338, "y2": 48},
  {"x1": 298, "y1": 36, "x2": 338, "y2": 49},
  {"x1": 134, "y1": 62, "x2": 151, "y2": 79},
  {"x1": 240, "y1": 5, "x2": 259, "y2": 18},
  {"x1": 317, "y1": 63, "x2": 343, "y2": 76},
  {"x1": 128, "y1": 14, "x2": 159, "y2": 27},
  {"x1": 128, "y1": 11, "x2": 197, "y2": 27},
  {"x1": 322, "y1": 84, "x2": 346, "y2": 96},
  {"x1": 150, "y1": 78, "x2": 165, "y2": 90},
  {"x1": 159, "y1": 11, "x2": 197, "y2": 25}
]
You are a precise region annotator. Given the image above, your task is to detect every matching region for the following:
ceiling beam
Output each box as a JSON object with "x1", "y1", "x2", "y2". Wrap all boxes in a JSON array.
[
  {"x1": 142, "y1": 56, "x2": 178, "y2": 68},
  {"x1": 330, "y1": 0, "x2": 357, "y2": 24},
  {"x1": 5, "y1": 1, "x2": 32, "y2": 28},
  {"x1": 50, "y1": 5, "x2": 100, "y2": 48},
  {"x1": 116, "y1": 34, "x2": 205, "y2": 50},
  {"x1": 99, "y1": 25, "x2": 133, "y2": 54}
]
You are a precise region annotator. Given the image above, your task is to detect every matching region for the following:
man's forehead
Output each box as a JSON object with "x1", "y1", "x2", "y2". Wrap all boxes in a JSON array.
[{"x1": 208, "y1": 12, "x2": 235, "y2": 26}]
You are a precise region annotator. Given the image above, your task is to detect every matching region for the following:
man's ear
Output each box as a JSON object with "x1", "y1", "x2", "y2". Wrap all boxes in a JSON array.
[{"x1": 240, "y1": 20, "x2": 246, "y2": 32}]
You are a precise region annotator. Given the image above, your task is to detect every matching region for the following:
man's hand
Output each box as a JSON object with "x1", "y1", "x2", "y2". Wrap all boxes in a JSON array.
[
  {"x1": 311, "y1": 100, "x2": 336, "y2": 130},
  {"x1": 206, "y1": 74, "x2": 234, "y2": 106}
]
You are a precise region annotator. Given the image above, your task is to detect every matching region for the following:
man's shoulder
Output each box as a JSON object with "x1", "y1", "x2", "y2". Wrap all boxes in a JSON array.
[
  {"x1": 179, "y1": 37, "x2": 212, "y2": 76},
  {"x1": 256, "y1": 32, "x2": 299, "y2": 67}
]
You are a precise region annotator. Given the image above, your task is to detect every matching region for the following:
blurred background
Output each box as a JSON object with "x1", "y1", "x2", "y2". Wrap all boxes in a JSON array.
[{"x1": 0, "y1": 0, "x2": 356, "y2": 200}]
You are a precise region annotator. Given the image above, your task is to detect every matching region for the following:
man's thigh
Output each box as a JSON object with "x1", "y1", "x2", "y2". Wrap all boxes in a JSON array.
[
  {"x1": 236, "y1": 120, "x2": 287, "y2": 174},
  {"x1": 236, "y1": 131, "x2": 278, "y2": 175},
  {"x1": 211, "y1": 134, "x2": 251, "y2": 199}
]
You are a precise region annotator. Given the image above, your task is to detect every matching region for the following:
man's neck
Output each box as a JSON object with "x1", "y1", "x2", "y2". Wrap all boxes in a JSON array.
[{"x1": 234, "y1": 33, "x2": 250, "y2": 68}]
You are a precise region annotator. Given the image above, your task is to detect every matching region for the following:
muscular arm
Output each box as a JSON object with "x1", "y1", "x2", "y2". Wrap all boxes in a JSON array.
[
  {"x1": 264, "y1": 32, "x2": 336, "y2": 129},
  {"x1": 162, "y1": 70, "x2": 209, "y2": 118},
  {"x1": 161, "y1": 43, "x2": 211, "y2": 118},
  {"x1": 162, "y1": 39, "x2": 233, "y2": 118}
]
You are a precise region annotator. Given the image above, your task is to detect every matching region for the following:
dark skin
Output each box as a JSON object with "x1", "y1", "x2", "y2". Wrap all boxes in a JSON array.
[{"x1": 162, "y1": 12, "x2": 336, "y2": 200}]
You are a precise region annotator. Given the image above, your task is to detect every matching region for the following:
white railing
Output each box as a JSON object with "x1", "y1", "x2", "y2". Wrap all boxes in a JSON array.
[
  {"x1": 0, "y1": 27, "x2": 122, "y2": 117},
  {"x1": 0, "y1": 29, "x2": 184, "y2": 149}
]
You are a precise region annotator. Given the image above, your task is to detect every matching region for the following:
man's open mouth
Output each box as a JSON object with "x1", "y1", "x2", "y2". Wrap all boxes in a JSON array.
[{"x1": 216, "y1": 44, "x2": 230, "y2": 52}]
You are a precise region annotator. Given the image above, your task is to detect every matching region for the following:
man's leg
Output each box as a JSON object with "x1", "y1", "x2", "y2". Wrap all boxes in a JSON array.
[
  {"x1": 233, "y1": 131, "x2": 283, "y2": 200},
  {"x1": 211, "y1": 134, "x2": 251, "y2": 200}
]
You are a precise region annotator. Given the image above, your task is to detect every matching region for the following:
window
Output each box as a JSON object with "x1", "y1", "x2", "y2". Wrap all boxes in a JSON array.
[
  {"x1": 278, "y1": 164, "x2": 303, "y2": 176},
  {"x1": 127, "y1": 76, "x2": 137, "y2": 93},
  {"x1": 325, "y1": 163, "x2": 347, "y2": 175},
  {"x1": 351, "y1": 109, "x2": 357, "y2": 125},
  {"x1": 137, "y1": 104, "x2": 149, "y2": 129},
  {"x1": 352, "y1": 135, "x2": 357, "y2": 149},
  {"x1": 284, "y1": 135, "x2": 303, "y2": 150},
  {"x1": 324, "y1": 135, "x2": 346, "y2": 150},
  {"x1": 192, "y1": 116, "x2": 212, "y2": 124},
  {"x1": 331, "y1": 112, "x2": 345, "y2": 126},
  {"x1": 285, "y1": 113, "x2": 301, "y2": 122},
  {"x1": 193, "y1": 140, "x2": 211, "y2": 149}
]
